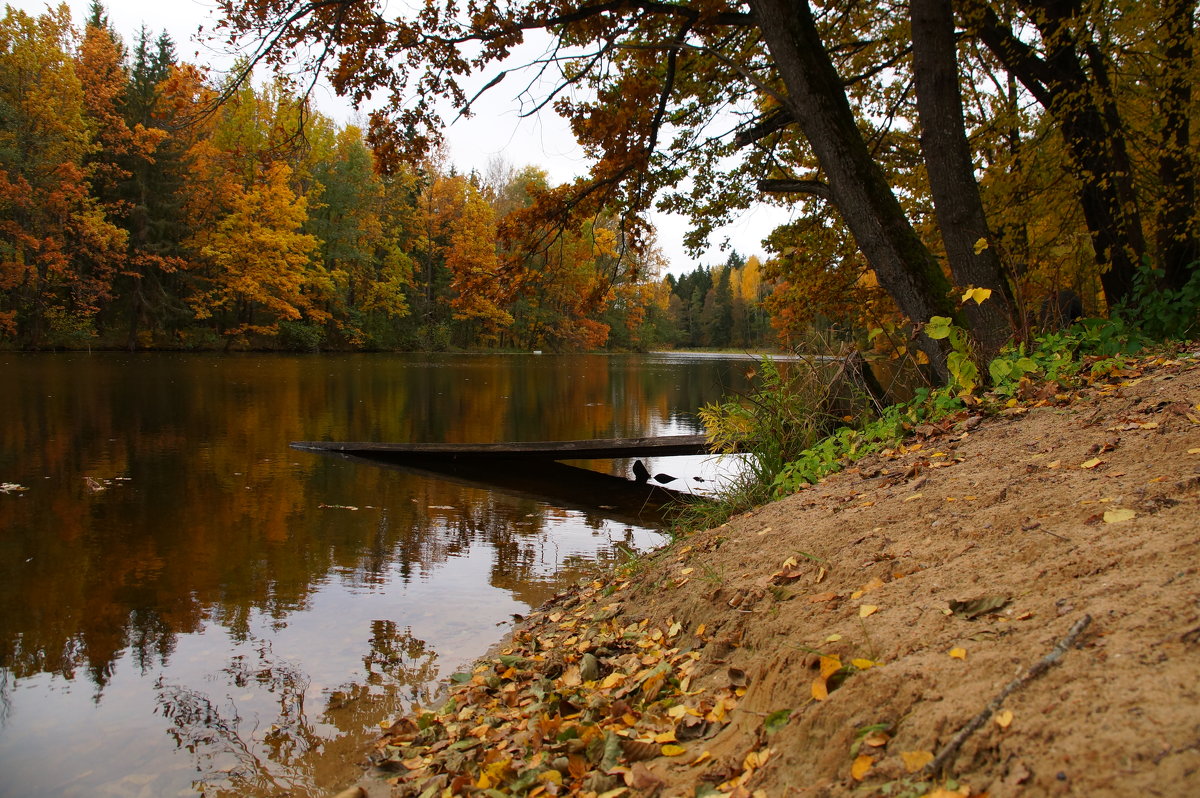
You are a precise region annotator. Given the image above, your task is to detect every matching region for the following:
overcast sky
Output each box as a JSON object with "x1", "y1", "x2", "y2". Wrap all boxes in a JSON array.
[{"x1": 7, "y1": 0, "x2": 789, "y2": 274}]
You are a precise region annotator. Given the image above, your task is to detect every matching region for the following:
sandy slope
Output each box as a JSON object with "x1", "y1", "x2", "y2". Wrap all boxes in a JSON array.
[{"x1": 356, "y1": 347, "x2": 1200, "y2": 798}]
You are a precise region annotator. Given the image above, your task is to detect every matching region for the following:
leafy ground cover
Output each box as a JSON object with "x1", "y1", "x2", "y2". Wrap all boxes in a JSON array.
[{"x1": 345, "y1": 345, "x2": 1200, "y2": 798}]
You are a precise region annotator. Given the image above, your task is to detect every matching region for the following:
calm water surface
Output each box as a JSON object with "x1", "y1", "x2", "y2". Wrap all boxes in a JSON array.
[{"x1": 0, "y1": 352, "x2": 752, "y2": 797}]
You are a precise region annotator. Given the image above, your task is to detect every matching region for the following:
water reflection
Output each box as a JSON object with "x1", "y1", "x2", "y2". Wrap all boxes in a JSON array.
[{"x1": 0, "y1": 353, "x2": 751, "y2": 797}]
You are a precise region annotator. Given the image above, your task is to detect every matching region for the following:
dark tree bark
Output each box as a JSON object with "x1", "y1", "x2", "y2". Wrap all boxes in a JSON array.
[
  {"x1": 748, "y1": 0, "x2": 958, "y2": 377},
  {"x1": 1157, "y1": 0, "x2": 1198, "y2": 291},
  {"x1": 961, "y1": 0, "x2": 1145, "y2": 308},
  {"x1": 910, "y1": 0, "x2": 1015, "y2": 360}
]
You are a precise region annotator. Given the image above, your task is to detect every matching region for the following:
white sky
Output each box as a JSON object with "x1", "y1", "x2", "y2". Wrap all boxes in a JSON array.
[{"x1": 7, "y1": 0, "x2": 791, "y2": 275}]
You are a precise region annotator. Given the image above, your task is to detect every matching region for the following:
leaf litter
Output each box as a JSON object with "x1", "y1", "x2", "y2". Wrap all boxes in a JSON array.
[{"x1": 351, "y1": 349, "x2": 1200, "y2": 797}]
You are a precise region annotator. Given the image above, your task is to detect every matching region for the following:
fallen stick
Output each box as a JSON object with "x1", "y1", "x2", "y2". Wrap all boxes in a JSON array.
[{"x1": 926, "y1": 613, "x2": 1093, "y2": 777}]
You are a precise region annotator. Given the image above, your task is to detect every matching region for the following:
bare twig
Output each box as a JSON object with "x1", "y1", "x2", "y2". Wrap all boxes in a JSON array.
[{"x1": 926, "y1": 614, "x2": 1093, "y2": 776}]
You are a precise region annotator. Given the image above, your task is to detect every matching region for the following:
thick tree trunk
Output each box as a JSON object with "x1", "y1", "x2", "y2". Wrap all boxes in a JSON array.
[
  {"x1": 748, "y1": 0, "x2": 957, "y2": 378},
  {"x1": 910, "y1": 0, "x2": 1015, "y2": 361},
  {"x1": 1157, "y1": 0, "x2": 1198, "y2": 291},
  {"x1": 963, "y1": 0, "x2": 1146, "y2": 309}
]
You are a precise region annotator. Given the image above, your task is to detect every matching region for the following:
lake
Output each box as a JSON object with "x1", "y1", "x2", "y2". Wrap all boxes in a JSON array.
[{"x1": 0, "y1": 352, "x2": 754, "y2": 797}]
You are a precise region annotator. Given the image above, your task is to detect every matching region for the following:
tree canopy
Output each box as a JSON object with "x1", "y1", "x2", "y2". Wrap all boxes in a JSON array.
[{"x1": 214, "y1": 0, "x2": 1199, "y2": 370}]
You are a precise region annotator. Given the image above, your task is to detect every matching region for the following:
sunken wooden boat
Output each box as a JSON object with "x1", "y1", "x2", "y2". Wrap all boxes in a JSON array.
[{"x1": 290, "y1": 435, "x2": 716, "y2": 522}]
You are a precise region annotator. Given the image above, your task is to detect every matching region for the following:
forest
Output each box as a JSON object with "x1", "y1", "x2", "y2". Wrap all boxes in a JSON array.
[
  {"x1": 0, "y1": 2, "x2": 778, "y2": 352},
  {"x1": 3, "y1": 0, "x2": 1199, "y2": 361}
]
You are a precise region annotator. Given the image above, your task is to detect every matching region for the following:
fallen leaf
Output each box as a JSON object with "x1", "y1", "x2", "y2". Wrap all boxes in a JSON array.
[
  {"x1": 1103, "y1": 508, "x2": 1137, "y2": 523},
  {"x1": 995, "y1": 709, "x2": 1014, "y2": 729},
  {"x1": 901, "y1": 750, "x2": 934, "y2": 773},
  {"x1": 620, "y1": 739, "x2": 659, "y2": 762},
  {"x1": 819, "y1": 655, "x2": 843, "y2": 679},
  {"x1": 1188, "y1": 448, "x2": 1200, "y2": 454},
  {"x1": 850, "y1": 658, "x2": 878, "y2": 670},
  {"x1": 1080, "y1": 457, "x2": 1103, "y2": 469},
  {"x1": 824, "y1": 633, "x2": 843, "y2": 642},
  {"x1": 859, "y1": 604, "x2": 879, "y2": 618},
  {"x1": 949, "y1": 595, "x2": 1010, "y2": 620},
  {"x1": 903, "y1": 492, "x2": 924, "y2": 502},
  {"x1": 681, "y1": 567, "x2": 694, "y2": 575},
  {"x1": 851, "y1": 754, "x2": 874, "y2": 780},
  {"x1": 863, "y1": 731, "x2": 890, "y2": 747},
  {"x1": 661, "y1": 744, "x2": 686, "y2": 757},
  {"x1": 626, "y1": 763, "x2": 664, "y2": 792},
  {"x1": 763, "y1": 709, "x2": 791, "y2": 734},
  {"x1": 808, "y1": 591, "x2": 838, "y2": 603},
  {"x1": 949, "y1": 647, "x2": 967, "y2": 660},
  {"x1": 811, "y1": 677, "x2": 828, "y2": 702}
]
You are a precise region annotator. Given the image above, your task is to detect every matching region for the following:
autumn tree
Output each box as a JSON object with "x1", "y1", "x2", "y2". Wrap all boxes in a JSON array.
[
  {"x1": 181, "y1": 75, "x2": 324, "y2": 343},
  {"x1": 0, "y1": 5, "x2": 126, "y2": 346},
  {"x1": 306, "y1": 121, "x2": 413, "y2": 346}
]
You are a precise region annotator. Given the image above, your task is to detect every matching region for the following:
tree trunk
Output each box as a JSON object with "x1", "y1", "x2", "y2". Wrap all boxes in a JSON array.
[
  {"x1": 749, "y1": 0, "x2": 957, "y2": 378},
  {"x1": 1157, "y1": 0, "x2": 1198, "y2": 291},
  {"x1": 963, "y1": 0, "x2": 1145, "y2": 308},
  {"x1": 910, "y1": 0, "x2": 1015, "y2": 361}
]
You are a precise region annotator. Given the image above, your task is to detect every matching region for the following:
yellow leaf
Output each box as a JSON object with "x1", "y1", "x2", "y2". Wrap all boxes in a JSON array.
[
  {"x1": 1080, "y1": 458, "x2": 1103, "y2": 469},
  {"x1": 962, "y1": 286, "x2": 992, "y2": 304},
  {"x1": 903, "y1": 493, "x2": 923, "y2": 502},
  {"x1": 819, "y1": 655, "x2": 843, "y2": 679},
  {"x1": 598, "y1": 788, "x2": 628, "y2": 798},
  {"x1": 811, "y1": 676, "x2": 828, "y2": 702},
  {"x1": 681, "y1": 567, "x2": 694, "y2": 575},
  {"x1": 691, "y1": 750, "x2": 713, "y2": 766},
  {"x1": 972, "y1": 237, "x2": 989, "y2": 254},
  {"x1": 654, "y1": 731, "x2": 677, "y2": 743},
  {"x1": 1188, "y1": 448, "x2": 1200, "y2": 454},
  {"x1": 662, "y1": 744, "x2": 686, "y2": 757},
  {"x1": 1103, "y1": 508, "x2": 1137, "y2": 523},
  {"x1": 859, "y1": 604, "x2": 879, "y2": 618},
  {"x1": 851, "y1": 754, "x2": 874, "y2": 781},
  {"x1": 949, "y1": 647, "x2": 967, "y2": 660},
  {"x1": 901, "y1": 750, "x2": 934, "y2": 773},
  {"x1": 995, "y1": 709, "x2": 1014, "y2": 728},
  {"x1": 825, "y1": 633, "x2": 843, "y2": 642},
  {"x1": 850, "y1": 658, "x2": 877, "y2": 670}
]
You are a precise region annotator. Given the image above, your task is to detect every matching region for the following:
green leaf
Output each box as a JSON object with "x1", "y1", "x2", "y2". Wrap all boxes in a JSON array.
[
  {"x1": 988, "y1": 358, "x2": 1012, "y2": 383},
  {"x1": 925, "y1": 316, "x2": 953, "y2": 340},
  {"x1": 764, "y1": 708, "x2": 792, "y2": 734}
]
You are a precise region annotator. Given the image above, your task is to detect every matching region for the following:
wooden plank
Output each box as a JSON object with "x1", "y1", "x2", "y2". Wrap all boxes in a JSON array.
[{"x1": 290, "y1": 434, "x2": 713, "y2": 460}]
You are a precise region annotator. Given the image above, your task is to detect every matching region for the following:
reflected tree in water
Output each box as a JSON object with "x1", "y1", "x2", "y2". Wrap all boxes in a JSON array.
[{"x1": 155, "y1": 628, "x2": 437, "y2": 797}]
